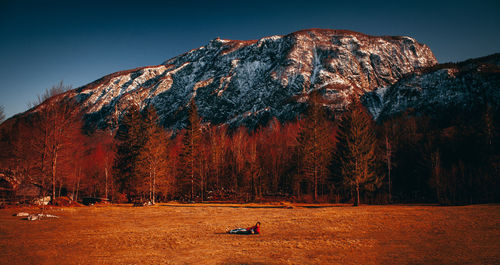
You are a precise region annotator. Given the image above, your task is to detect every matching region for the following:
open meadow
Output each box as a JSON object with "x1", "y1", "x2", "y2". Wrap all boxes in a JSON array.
[{"x1": 0, "y1": 204, "x2": 499, "y2": 264}]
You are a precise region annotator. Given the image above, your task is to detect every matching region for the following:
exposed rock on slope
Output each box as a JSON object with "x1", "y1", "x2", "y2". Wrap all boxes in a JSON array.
[
  {"x1": 34, "y1": 29, "x2": 438, "y2": 129},
  {"x1": 364, "y1": 53, "x2": 500, "y2": 121}
]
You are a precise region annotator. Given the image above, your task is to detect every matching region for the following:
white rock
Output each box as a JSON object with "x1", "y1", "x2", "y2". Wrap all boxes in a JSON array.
[
  {"x1": 41, "y1": 214, "x2": 59, "y2": 218},
  {"x1": 15, "y1": 212, "x2": 30, "y2": 217},
  {"x1": 27, "y1": 214, "x2": 39, "y2": 221},
  {"x1": 33, "y1": 196, "x2": 51, "y2": 206}
]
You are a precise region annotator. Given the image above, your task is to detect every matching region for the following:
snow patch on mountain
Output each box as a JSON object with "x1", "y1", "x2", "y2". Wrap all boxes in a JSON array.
[
  {"x1": 364, "y1": 53, "x2": 500, "y2": 121},
  {"x1": 28, "y1": 29, "x2": 438, "y2": 130}
]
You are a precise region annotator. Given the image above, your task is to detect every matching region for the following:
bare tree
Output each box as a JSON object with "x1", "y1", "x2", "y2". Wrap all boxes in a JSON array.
[
  {"x1": 27, "y1": 81, "x2": 70, "y2": 109},
  {"x1": 297, "y1": 93, "x2": 333, "y2": 201},
  {"x1": 231, "y1": 127, "x2": 248, "y2": 193},
  {"x1": 0, "y1": 105, "x2": 5, "y2": 124},
  {"x1": 91, "y1": 130, "x2": 116, "y2": 199},
  {"x1": 27, "y1": 82, "x2": 82, "y2": 203},
  {"x1": 208, "y1": 125, "x2": 228, "y2": 191},
  {"x1": 246, "y1": 134, "x2": 261, "y2": 200},
  {"x1": 136, "y1": 107, "x2": 169, "y2": 204},
  {"x1": 382, "y1": 121, "x2": 397, "y2": 203}
]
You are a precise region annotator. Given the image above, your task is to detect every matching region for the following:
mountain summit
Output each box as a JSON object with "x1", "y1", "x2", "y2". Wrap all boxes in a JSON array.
[{"x1": 37, "y1": 29, "x2": 438, "y2": 129}]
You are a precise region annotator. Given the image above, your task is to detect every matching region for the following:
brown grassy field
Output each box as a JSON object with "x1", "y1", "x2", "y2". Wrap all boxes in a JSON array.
[{"x1": 0, "y1": 203, "x2": 499, "y2": 264}]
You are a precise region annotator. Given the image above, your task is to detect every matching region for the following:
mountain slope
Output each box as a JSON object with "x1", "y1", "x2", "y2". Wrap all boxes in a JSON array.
[
  {"x1": 364, "y1": 53, "x2": 500, "y2": 121},
  {"x1": 33, "y1": 29, "x2": 438, "y2": 129}
]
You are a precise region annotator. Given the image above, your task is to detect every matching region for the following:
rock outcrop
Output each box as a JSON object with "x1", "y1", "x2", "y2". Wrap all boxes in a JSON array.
[
  {"x1": 364, "y1": 53, "x2": 500, "y2": 121},
  {"x1": 21, "y1": 29, "x2": 438, "y2": 129}
]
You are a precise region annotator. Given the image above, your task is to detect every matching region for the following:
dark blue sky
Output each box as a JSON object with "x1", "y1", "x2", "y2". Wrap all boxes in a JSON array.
[{"x1": 1, "y1": 0, "x2": 499, "y2": 119}]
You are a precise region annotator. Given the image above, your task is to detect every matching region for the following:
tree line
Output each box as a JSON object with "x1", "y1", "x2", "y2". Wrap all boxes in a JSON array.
[{"x1": 0, "y1": 87, "x2": 498, "y2": 205}]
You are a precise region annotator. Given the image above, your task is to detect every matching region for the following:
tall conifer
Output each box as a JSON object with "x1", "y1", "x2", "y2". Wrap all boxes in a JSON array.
[
  {"x1": 336, "y1": 99, "x2": 381, "y2": 206},
  {"x1": 114, "y1": 105, "x2": 146, "y2": 200},
  {"x1": 180, "y1": 99, "x2": 202, "y2": 201}
]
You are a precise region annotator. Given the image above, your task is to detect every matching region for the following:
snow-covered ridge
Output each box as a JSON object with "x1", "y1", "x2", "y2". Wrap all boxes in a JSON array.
[{"x1": 24, "y1": 28, "x2": 438, "y2": 130}]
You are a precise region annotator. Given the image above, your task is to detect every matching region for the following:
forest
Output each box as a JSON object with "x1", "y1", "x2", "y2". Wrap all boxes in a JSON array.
[{"x1": 0, "y1": 87, "x2": 498, "y2": 206}]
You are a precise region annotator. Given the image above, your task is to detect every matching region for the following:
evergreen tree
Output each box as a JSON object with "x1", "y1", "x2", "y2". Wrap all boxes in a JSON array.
[
  {"x1": 113, "y1": 105, "x2": 146, "y2": 201},
  {"x1": 336, "y1": 100, "x2": 382, "y2": 206},
  {"x1": 179, "y1": 99, "x2": 202, "y2": 201}
]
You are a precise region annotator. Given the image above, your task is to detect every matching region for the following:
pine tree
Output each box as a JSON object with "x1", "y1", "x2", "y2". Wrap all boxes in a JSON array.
[
  {"x1": 297, "y1": 92, "x2": 332, "y2": 201},
  {"x1": 180, "y1": 99, "x2": 202, "y2": 201},
  {"x1": 336, "y1": 100, "x2": 382, "y2": 206},
  {"x1": 113, "y1": 105, "x2": 146, "y2": 201}
]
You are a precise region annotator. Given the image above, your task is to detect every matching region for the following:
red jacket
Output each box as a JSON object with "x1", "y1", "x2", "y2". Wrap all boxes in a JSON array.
[{"x1": 247, "y1": 225, "x2": 260, "y2": 234}]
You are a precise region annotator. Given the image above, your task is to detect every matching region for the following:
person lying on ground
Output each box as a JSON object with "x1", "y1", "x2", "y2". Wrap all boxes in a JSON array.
[{"x1": 228, "y1": 222, "x2": 261, "y2": 234}]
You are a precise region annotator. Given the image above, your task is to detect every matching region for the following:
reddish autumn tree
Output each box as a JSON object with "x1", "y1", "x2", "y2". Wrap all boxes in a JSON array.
[
  {"x1": 7, "y1": 82, "x2": 84, "y2": 205},
  {"x1": 62, "y1": 132, "x2": 95, "y2": 202},
  {"x1": 135, "y1": 107, "x2": 170, "y2": 204},
  {"x1": 198, "y1": 131, "x2": 212, "y2": 201},
  {"x1": 230, "y1": 126, "x2": 248, "y2": 193},
  {"x1": 90, "y1": 130, "x2": 116, "y2": 199},
  {"x1": 30, "y1": 84, "x2": 83, "y2": 203},
  {"x1": 165, "y1": 134, "x2": 182, "y2": 201},
  {"x1": 207, "y1": 125, "x2": 229, "y2": 192},
  {"x1": 55, "y1": 123, "x2": 86, "y2": 199},
  {"x1": 263, "y1": 119, "x2": 286, "y2": 193},
  {"x1": 245, "y1": 133, "x2": 261, "y2": 200},
  {"x1": 255, "y1": 118, "x2": 299, "y2": 196}
]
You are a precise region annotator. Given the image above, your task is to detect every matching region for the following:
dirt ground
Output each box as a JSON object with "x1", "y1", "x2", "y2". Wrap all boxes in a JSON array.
[{"x1": 0, "y1": 203, "x2": 499, "y2": 265}]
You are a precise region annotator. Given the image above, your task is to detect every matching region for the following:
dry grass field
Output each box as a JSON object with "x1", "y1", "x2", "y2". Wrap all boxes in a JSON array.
[{"x1": 0, "y1": 203, "x2": 499, "y2": 264}]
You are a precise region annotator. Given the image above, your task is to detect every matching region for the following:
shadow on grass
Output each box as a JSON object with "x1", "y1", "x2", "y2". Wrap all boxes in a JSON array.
[
  {"x1": 215, "y1": 232, "x2": 261, "y2": 236},
  {"x1": 159, "y1": 204, "x2": 290, "y2": 209}
]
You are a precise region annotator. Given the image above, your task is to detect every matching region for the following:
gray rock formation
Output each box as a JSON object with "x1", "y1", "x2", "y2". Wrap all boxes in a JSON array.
[
  {"x1": 364, "y1": 53, "x2": 500, "y2": 121},
  {"x1": 24, "y1": 29, "x2": 438, "y2": 129}
]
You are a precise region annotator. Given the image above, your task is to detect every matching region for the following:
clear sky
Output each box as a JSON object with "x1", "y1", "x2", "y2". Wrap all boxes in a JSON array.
[{"x1": 0, "y1": 0, "x2": 499, "y2": 119}]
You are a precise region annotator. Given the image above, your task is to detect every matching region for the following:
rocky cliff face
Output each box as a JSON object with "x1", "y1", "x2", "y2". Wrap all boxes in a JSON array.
[
  {"x1": 364, "y1": 53, "x2": 500, "y2": 121},
  {"x1": 35, "y1": 29, "x2": 438, "y2": 129}
]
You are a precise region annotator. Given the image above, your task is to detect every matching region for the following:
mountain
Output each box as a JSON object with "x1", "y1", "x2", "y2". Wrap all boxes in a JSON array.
[
  {"x1": 52, "y1": 28, "x2": 436, "y2": 129},
  {"x1": 364, "y1": 53, "x2": 500, "y2": 121},
  {"x1": 17, "y1": 29, "x2": 437, "y2": 130}
]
